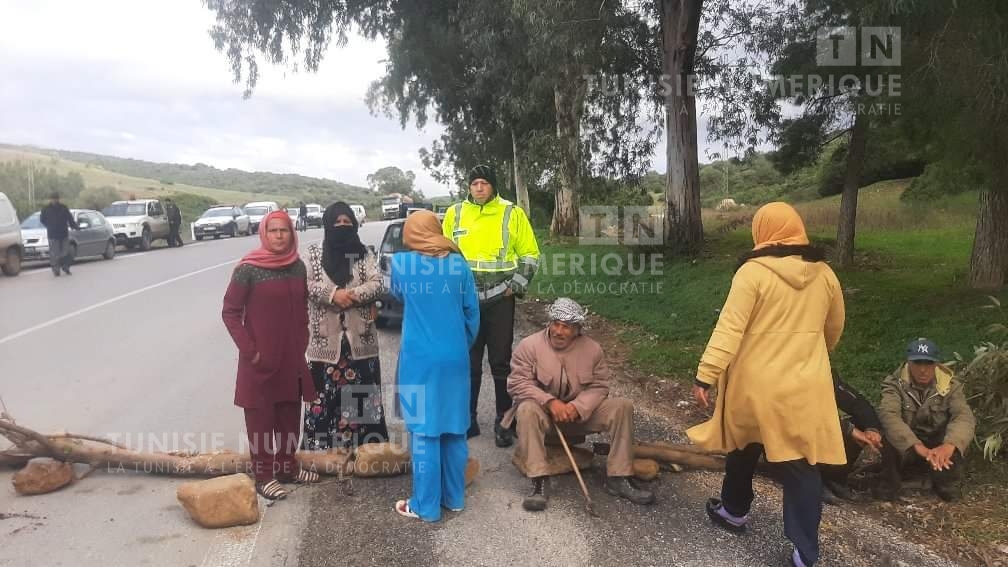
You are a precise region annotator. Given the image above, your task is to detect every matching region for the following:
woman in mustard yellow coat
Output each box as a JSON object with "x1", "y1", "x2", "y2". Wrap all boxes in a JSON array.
[{"x1": 688, "y1": 202, "x2": 845, "y2": 567}]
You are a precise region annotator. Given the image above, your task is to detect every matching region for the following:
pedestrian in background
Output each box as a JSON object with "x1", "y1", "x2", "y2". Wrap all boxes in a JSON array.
[
  {"x1": 689, "y1": 202, "x2": 846, "y2": 567},
  {"x1": 222, "y1": 210, "x2": 319, "y2": 501},
  {"x1": 165, "y1": 198, "x2": 184, "y2": 247},
  {"x1": 302, "y1": 202, "x2": 388, "y2": 450},
  {"x1": 39, "y1": 191, "x2": 78, "y2": 277},
  {"x1": 392, "y1": 210, "x2": 480, "y2": 522}
]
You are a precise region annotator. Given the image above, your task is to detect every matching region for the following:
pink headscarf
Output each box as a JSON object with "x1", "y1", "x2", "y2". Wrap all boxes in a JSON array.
[{"x1": 239, "y1": 210, "x2": 300, "y2": 269}]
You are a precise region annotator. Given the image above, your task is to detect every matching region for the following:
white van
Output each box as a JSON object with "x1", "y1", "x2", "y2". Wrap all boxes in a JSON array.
[
  {"x1": 0, "y1": 192, "x2": 24, "y2": 276},
  {"x1": 242, "y1": 201, "x2": 280, "y2": 232},
  {"x1": 349, "y1": 204, "x2": 367, "y2": 225}
]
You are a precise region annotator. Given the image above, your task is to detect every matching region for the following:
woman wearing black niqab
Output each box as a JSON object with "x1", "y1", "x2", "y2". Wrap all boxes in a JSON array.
[{"x1": 302, "y1": 202, "x2": 389, "y2": 450}]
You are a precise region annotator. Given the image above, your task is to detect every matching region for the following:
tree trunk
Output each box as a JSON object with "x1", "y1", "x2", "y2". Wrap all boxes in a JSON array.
[
  {"x1": 661, "y1": 0, "x2": 704, "y2": 252},
  {"x1": 512, "y1": 129, "x2": 531, "y2": 215},
  {"x1": 551, "y1": 78, "x2": 581, "y2": 236},
  {"x1": 970, "y1": 186, "x2": 1008, "y2": 289},
  {"x1": 835, "y1": 111, "x2": 870, "y2": 267}
]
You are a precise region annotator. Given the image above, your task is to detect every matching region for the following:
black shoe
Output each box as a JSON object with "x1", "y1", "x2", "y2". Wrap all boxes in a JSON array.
[
  {"x1": 522, "y1": 477, "x2": 548, "y2": 511},
  {"x1": 62, "y1": 266, "x2": 71, "y2": 275},
  {"x1": 705, "y1": 498, "x2": 747, "y2": 534},
  {"x1": 871, "y1": 484, "x2": 899, "y2": 502},
  {"x1": 494, "y1": 419, "x2": 514, "y2": 448},
  {"x1": 466, "y1": 419, "x2": 480, "y2": 439},
  {"x1": 823, "y1": 480, "x2": 857, "y2": 503},
  {"x1": 604, "y1": 476, "x2": 655, "y2": 505},
  {"x1": 934, "y1": 483, "x2": 962, "y2": 502}
]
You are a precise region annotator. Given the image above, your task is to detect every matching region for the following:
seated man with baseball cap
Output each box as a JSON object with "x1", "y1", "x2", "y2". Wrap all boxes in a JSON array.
[
  {"x1": 876, "y1": 338, "x2": 976, "y2": 502},
  {"x1": 500, "y1": 298, "x2": 655, "y2": 511}
]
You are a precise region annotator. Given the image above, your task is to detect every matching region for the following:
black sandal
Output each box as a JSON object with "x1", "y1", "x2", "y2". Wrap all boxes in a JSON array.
[
  {"x1": 705, "y1": 498, "x2": 747, "y2": 534},
  {"x1": 256, "y1": 480, "x2": 288, "y2": 500}
]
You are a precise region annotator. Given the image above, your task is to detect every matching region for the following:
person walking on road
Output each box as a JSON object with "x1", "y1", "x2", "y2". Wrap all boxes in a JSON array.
[
  {"x1": 299, "y1": 202, "x2": 309, "y2": 232},
  {"x1": 302, "y1": 202, "x2": 389, "y2": 450},
  {"x1": 688, "y1": 202, "x2": 847, "y2": 567},
  {"x1": 391, "y1": 210, "x2": 480, "y2": 522},
  {"x1": 39, "y1": 191, "x2": 78, "y2": 277},
  {"x1": 442, "y1": 164, "x2": 540, "y2": 447},
  {"x1": 222, "y1": 210, "x2": 320, "y2": 501},
  {"x1": 165, "y1": 198, "x2": 184, "y2": 247}
]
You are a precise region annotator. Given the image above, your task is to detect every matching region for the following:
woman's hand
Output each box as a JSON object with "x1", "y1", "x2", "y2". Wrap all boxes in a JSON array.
[
  {"x1": 333, "y1": 289, "x2": 355, "y2": 309},
  {"x1": 252, "y1": 352, "x2": 261, "y2": 365},
  {"x1": 693, "y1": 384, "x2": 710, "y2": 409}
]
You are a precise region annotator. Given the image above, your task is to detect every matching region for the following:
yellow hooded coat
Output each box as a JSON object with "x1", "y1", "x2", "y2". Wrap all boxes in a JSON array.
[{"x1": 687, "y1": 203, "x2": 847, "y2": 465}]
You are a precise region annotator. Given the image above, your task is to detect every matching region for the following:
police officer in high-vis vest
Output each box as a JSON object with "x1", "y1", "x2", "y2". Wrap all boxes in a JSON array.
[{"x1": 443, "y1": 164, "x2": 541, "y2": 447}]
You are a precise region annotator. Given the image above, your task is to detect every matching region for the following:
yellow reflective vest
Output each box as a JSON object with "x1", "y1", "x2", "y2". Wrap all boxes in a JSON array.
[{"x1": 442, "y1": 195, "x2": 540, "y2": 302}]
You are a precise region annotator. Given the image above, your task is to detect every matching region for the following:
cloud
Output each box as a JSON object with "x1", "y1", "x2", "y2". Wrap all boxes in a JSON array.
[{"x1": 0, "y1": 0, "x2": 448, "y2": 195}]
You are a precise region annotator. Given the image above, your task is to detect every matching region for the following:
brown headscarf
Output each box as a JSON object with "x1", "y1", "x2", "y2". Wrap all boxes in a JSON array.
[
  {"x1": 751, "y1": 202, "x2": 810, "y2": 250},
  {"x1": 403, "y1": 210, "x2": 459, "y2": 257}
]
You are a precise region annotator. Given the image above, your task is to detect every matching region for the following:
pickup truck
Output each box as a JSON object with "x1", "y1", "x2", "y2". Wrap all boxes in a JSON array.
[{"x1": 102, "y1": 199, "x2": 171, "y2": 250}]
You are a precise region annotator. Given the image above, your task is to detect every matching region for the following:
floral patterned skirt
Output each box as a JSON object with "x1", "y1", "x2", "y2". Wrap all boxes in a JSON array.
[{"x1": 302, "y1": 337, "x2": 389, "y2": 450}]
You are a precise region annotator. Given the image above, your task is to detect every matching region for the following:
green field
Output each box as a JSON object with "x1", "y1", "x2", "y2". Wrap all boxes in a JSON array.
[
  {"x1": 0, "y1": 147, "x2": 287, "y2": 205},
  {"x1": 532, "y1": 180, "x2": 997, "y2": 399}
]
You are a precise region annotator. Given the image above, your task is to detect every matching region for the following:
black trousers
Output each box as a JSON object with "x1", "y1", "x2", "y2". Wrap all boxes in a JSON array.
[
  {"x1": 722, "y1": 443, "x2": 823, "y2": 566},
  {"x1": 168, "y1": 222, "x2": 184, "y2": 247},
  {"x1": 469, "y1": 295, "x2": 515, "y2": 421},
  {"x1": 878, "y1": 436, "x2": 962, "y2": 497}
]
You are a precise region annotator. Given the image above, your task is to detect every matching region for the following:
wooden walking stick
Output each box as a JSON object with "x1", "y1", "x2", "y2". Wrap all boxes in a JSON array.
[{"x1": 553, "y1": 422, "x2": 598, "y2": 517}]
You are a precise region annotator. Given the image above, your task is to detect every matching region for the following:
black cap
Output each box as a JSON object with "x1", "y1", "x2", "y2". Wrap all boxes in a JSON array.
[{"x1": 467, "y1": 164, "x2": 497, "y2": 190}]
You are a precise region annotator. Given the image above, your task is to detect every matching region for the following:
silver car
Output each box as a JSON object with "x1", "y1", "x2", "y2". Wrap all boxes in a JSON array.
[
  {"x1": 20, "y1": 209, "x2": 117, "y2": 264},
  {"x1": 193, "y1": 205, "x2": 251, "y2": 240}
]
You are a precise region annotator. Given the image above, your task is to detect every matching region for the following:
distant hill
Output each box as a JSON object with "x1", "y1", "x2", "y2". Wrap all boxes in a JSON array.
[{"x1": 0, "y1": 143, "x2": 376, "y2": 207}]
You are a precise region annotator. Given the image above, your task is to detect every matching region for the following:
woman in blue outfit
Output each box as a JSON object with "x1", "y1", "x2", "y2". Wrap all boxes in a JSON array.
[{"x1": 391, "y1": 210, "x2": 480, "y2": 522}]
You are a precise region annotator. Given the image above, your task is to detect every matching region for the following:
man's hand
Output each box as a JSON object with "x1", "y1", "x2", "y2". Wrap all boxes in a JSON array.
[
  {"x1": 913, "y1": 442, "x2": 932, "y2": 461},
  {"x1": 333, "y1": 289, "x2": 355, "y2": 309},
  {"x1": 862, "y1": 429, "x2": 884, "y2": 451},
  {"x1": 929, "y1": 443, "x2": 956, "y2": 471},
  {"x1": 547, "y1": 400, "x2": 579, "y2": 423},
  {"x1": 693, "y1": 384, "x2": 710, "y2": 409},
  {"x1": 851, "y1": 428, "x2": 884, "y2": 451}
]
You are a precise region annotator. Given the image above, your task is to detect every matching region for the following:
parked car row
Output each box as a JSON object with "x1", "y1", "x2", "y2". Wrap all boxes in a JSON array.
[{"x1": 0, "y1": 192, "x2": 372, "y2": 277}]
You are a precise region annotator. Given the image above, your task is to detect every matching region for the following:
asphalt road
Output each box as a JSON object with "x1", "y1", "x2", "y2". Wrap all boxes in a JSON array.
[
  {"x1": 0, "y1": 221, "x2": 388, "y2": 567},
  {"x1": 0, "y1": 220, "x2": 963, "y2": 567}
]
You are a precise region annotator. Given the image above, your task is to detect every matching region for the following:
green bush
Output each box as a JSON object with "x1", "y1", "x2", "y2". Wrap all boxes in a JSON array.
[
  {"x1": 902, "y1": 159, "x2": 988, "y2": 202},
  {"x1": 75, "y1": 186, "x2": 122, "y2": 211},
  {"x1": 957, "y1": 298, "x2": 1008, "y2": 461}
]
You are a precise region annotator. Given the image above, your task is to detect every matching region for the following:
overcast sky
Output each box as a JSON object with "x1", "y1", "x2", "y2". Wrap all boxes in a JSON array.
[{"x1": 0, "y1": 1, "x2": 728, "y2": 197}]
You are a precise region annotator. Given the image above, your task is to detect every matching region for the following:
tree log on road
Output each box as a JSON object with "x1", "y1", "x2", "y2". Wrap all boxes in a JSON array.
[{"x1": 632, "y1": 441, "x2": 725, "y2": 471}]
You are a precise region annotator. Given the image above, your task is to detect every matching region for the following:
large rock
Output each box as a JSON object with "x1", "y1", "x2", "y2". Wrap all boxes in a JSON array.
[
  {"x1": 512, "y1": 445, "x2": 594, "y2": 477},
  {"x1": 632, "y1": 458, "x2": 660, "y2": 481},
  {"x1": 177, "y1": 474, "x2": 259, "y2": 529},
  {"x1": 354, "y1": 442, "x2": 410, "y2": 477},
  {"x1": 12, "y1": 458, "x2": 74, "y2": 495}
]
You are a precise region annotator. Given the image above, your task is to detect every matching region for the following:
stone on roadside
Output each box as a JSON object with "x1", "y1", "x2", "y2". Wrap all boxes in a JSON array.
[
  {"x1": 296, "y1": 449, "x2": 352, "y2": 476},
  {"x1": 12, "y1": 458, "x2": 74, "y2": 495},
  {"x1": 464, "y1": 457, "x2": 479, "y2": 486},
  {"x1": 632, "y1": 458, "x2": 660, "y2": 481},
  {"x1": 176, "y1": 474, "x2": 259, "y2": 529},
  {"x1": 354, "y1": 442, "x2": 410, "y2": 477}
]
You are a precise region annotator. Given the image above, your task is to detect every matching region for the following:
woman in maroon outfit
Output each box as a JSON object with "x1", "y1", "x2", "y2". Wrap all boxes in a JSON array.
[{"x1": 222, "y1": 210, "x2": 320, "y2": 500}]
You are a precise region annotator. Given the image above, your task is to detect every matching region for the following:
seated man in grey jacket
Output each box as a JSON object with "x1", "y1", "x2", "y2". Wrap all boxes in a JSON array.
[{"x1": 500, "y1": 298, "x2": 654, "y2": 511}]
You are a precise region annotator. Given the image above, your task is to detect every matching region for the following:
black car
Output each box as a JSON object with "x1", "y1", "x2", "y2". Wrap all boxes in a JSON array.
[{"x1": 375, "y1": 220, "x2": 405, "y2": 328}]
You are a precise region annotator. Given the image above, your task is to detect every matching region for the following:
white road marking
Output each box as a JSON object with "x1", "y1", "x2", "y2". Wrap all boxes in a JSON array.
[{"x1": 0, "y1": 257, "x2": 239, "y2": 346}]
